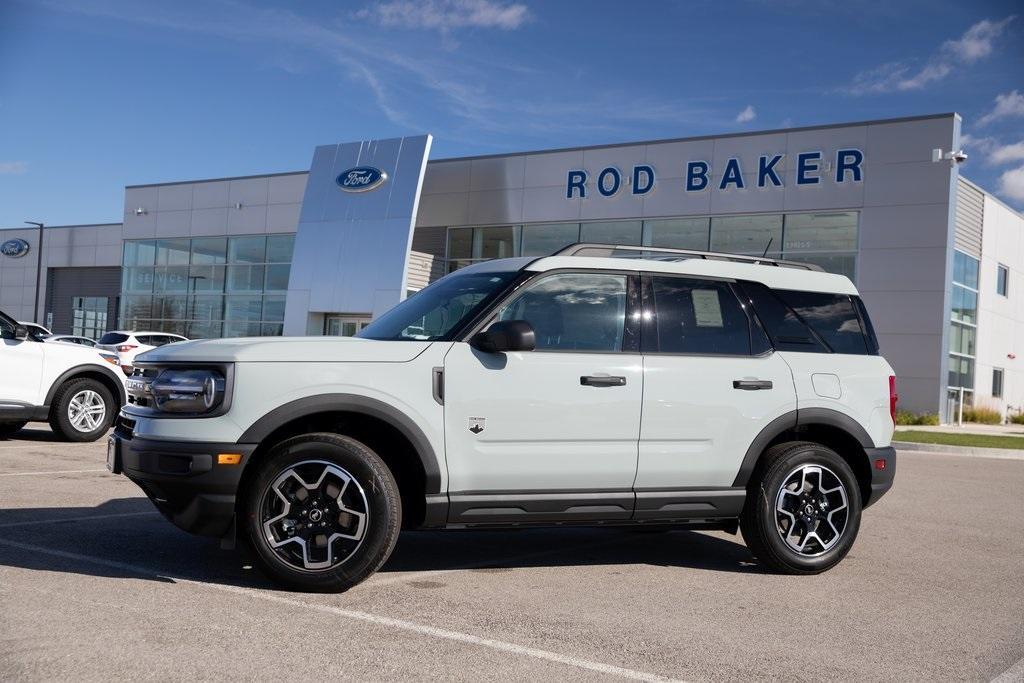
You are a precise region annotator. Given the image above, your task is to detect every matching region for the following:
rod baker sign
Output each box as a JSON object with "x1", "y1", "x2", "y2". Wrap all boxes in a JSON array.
[{"x1": 566, "y1": 149, "x2": 863, "y2": 198}]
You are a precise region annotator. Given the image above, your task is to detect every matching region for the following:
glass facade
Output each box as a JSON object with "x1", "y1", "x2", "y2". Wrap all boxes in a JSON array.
[
  {"x1": 120, "y1": 234, "x2": 294, "y2": 338},
  {"x1": 948, "y1": 250, "x2": 979, "y2": 398},
  {"x1": 446, "y1": 211, "x2": 859, "y2": 281}
]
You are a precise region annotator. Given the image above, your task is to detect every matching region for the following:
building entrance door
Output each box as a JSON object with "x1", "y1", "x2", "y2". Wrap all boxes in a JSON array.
[{"x1": 325, "y1": 315, "x2": 371, "y2": 337}]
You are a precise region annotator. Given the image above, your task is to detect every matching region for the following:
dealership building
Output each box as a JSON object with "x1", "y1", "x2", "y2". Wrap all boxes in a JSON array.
[{"x1": 1, "y1": 112, "x2": 1022, "y2": 421}]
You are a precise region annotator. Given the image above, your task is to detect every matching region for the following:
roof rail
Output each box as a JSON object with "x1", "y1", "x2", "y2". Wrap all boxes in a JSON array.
[{"x1": 552, "y1": 243, "x2": 825, "y2": 272}]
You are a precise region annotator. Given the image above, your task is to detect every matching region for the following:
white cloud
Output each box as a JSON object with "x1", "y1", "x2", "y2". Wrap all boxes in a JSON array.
[
  {"x1": 735, "y1": 105, "x2": 756, "y2": 123},
  {"x1": 356, "y1": 0, "x2": 531, "y2": 32},
  {"x1": 0, "y1": 161, "x2": 27, "y2": 174},
  {"x1": 978, "y1": 90, "x2": 1024, "y2": 126},
  {"x1": 997, "y1": 165, "x2": 1024, "y2": 202},
  {"x1": 843, "y1": 16, "x2": 1014, "y2": 95},
  {"x1": 942, "y1": 16, "x2": 1016, "y2": 61},
  {"x1": 990, "y1": 141, "x2": 1024, "y2": 165}
]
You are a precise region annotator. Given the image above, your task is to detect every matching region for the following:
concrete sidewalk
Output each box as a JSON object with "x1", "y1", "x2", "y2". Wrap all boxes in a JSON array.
[{"x1": 895, "y1": 423, "x2": 1024, "y2": 437}]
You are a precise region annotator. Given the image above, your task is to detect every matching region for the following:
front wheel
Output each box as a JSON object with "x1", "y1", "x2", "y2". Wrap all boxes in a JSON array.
[
  {"x1": 740, "y1": 441, "x2": 862, "y2": 574},
  {"x1": 48, "y1": 378, "x2": 116, "y2": 442},
  {"x1": 244, "y1": 433, "x2": 402, "y2": 592}
]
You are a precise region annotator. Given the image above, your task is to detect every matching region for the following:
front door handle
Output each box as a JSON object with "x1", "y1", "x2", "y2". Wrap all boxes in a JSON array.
[
  {"x1": 581, "y1": 375, "x2": 627, "y2": 387},
  {"x1": 733, "y1": 379, "x2": 773, "y2": 391}
]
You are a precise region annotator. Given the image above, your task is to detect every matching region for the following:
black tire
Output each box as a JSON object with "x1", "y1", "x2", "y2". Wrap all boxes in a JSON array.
[
  {"x1": 47, "y1": 377, "x2": 116, "y2": 442},
  {"x1": 0, "y1": 421, "x2": 28, "y2": 438},
  {"x1": 244, "y1": 432, "x2": 401, "y2": 592},
  {"x1": 740, "y1": 441, "x2": 862, "y2": 574}
]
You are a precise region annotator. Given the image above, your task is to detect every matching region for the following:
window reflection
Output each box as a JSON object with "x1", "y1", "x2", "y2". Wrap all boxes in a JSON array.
[{"x1": 120, "y1": 235, "x2": 292, "y2": 338}]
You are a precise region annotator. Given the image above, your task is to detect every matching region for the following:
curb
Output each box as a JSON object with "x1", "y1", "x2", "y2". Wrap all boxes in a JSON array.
[{"x1": 893, "y1": 440, "x2": 1024, "y2": 460}]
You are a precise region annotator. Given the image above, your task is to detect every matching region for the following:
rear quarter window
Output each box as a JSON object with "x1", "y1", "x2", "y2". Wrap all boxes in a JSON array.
[
  {"x1": 776, "y1": 290, "x2": 868, "y2": 355},
  {"x1": 740, "y1": 282, "x2": 875, "y2": 355}
]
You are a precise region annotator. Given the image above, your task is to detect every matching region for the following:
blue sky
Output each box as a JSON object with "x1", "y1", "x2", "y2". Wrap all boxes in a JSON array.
[{"x1": 1, "y1": 0, "x2": 1022, "y2": 227}]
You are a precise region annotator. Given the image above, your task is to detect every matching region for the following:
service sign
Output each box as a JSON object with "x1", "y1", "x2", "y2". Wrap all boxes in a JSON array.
[
  {"x1": 336, "y1": 166, "x2": 388, "y2": 193},
  {"x1": 1, "y1": 238, "x2": 30, "y2": 258}
]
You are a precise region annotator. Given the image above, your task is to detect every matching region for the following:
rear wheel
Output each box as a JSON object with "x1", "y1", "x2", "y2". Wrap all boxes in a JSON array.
[
  {"x1": 244, "y1": 433, "x2": 401, "y2": 592},
  {"x1": 741, "y1": 441, "x2": 862, "y2": 574},
  {"x1": 0, "y1": 421, "x2": 28, "y2": 438},
  {"x1": 48, "y1": 378, "x2": 116, "y2": 442}
]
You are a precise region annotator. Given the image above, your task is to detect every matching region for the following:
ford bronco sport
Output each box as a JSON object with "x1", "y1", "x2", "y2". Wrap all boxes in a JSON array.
[{"x1": 109, "y1": 244, "x2": 897, "y2": 591}]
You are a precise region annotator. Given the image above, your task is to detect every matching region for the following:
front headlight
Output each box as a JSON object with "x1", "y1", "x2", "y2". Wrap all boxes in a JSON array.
[{"x1": 145, "y1": 368, "x2": 227, "y2": 414}]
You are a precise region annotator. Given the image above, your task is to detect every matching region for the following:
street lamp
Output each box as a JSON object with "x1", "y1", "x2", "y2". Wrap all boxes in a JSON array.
[{"x1": 24, "y1": 221, "x2": 44, "y2": 323}]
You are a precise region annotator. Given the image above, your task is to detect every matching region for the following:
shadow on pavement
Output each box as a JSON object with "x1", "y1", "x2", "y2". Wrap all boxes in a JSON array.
[{"x1": 0, "y1": 497, "x2": 762, "y2": 590}]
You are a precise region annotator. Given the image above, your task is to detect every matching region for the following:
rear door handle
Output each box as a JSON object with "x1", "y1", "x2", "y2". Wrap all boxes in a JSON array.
[
  {"x1": 581, "y1": 375, "x2": 627, "y2": 387},
  {"x1": 733, "y1": 379, "x2": 773, "y2": 391}
]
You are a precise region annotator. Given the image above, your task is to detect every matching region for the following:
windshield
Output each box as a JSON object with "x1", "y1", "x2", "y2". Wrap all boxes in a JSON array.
[{"x1": 359, "y1": 270, "x2": 521, "y2": 341}]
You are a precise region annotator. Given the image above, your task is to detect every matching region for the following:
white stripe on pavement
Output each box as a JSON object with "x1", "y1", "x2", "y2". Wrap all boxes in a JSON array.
[
  {"x1": 0, "y1": 536, "x2": 683, "y2": 682},
  {"x1": 0, "y1": 469, "x2": 107, "y2": 477}
]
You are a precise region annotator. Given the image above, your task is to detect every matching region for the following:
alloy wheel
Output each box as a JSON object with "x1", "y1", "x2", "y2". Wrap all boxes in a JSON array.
[
  {"x1": 260, "y1": 460, "x2": 369, "y2": 571},
  {"x1": 67, "y1": 389, "x2": 106, "y2": 433},
  {"x1": 774, "y1": 464, "x2": 849, "y2": 557}
]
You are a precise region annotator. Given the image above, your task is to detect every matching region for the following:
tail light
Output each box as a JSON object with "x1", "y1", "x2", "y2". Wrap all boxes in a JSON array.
[
  {"x1": 116, "y1": 344, "x2": 137, "y2": 353},
  {"x1": 889, "y1": 375, "x2": 898, "y2": 424}
]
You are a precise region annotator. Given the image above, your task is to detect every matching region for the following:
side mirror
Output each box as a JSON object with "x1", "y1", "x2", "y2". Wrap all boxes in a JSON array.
[
  {"x1": 12, "y1": 324, "x2": 29, "y2": 341},
  {"x1": 470, "y1": 320, "x2": 536, "y2": 353}
]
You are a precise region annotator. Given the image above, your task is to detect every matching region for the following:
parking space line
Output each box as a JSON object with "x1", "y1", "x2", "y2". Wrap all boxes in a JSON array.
[
  {"x1": 0, "y1": 443, "x2": 103, "y2": 451},
  {"x1": 0, "y1": 469, "x2": 107, "y2": 477},
  {"x1": 0, "y1": 536, "x2": 682, "y2": 682},
  {"x1": 0, "y1": 511, "x2": 157, "y2": 529}
]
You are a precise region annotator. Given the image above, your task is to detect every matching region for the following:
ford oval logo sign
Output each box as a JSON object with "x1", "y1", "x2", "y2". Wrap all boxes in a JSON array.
[
  {"x1": 1, "y1": 238, "x2": 30, "y2": 258},
  {"x1": 336, "y1": 166, "x2": 387, "y2": 193}
]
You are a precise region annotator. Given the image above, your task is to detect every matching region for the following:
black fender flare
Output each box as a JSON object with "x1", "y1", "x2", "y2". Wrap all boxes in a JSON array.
[
  {"x1": 236, "y1": 394, "x2": 442, "y2": 495},
  {"x1": 731, "y1": 408, "x2": 875, "y2": 487},
  {"x1": 44, "y1": 363, "x2": 127, "y2": 408}
]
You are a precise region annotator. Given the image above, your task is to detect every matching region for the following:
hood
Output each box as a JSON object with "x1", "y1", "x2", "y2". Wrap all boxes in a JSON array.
[{"x1": 134, "y1": 336, "x2": 435, "y2": 364}]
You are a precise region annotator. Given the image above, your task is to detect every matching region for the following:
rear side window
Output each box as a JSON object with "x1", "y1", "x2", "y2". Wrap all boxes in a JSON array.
[
  {"x1": 740, "y1": 281, "x2": 874, "y2": 355},
  {"x1": 777, "y1": 290, "x2": 868, "y2": 355},
  {"x1": 645, "y1": 276, "x2": 763, "y2": 355},
  {"x1": 98, "y1": 332, "x2": 129, "y2": 344}
]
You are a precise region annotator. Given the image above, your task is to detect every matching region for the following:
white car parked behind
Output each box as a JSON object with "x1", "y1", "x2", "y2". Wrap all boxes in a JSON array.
[
  {"x1": 44, "y1": 334, "x2": 98, "y2": 347},
  {"x1": 97, "y1": 331, "x2": 188, "y2": 375}
]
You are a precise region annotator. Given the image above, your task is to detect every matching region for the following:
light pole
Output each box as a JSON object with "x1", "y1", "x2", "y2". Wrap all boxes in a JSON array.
[{"x1": 24, "y1": 221, "x2": 44, "y2": 323}]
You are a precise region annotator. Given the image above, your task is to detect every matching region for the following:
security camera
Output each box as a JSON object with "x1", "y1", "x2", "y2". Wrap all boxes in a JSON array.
[{"x1": 949, "y1": 150, "x2": 968, "y2": 164}]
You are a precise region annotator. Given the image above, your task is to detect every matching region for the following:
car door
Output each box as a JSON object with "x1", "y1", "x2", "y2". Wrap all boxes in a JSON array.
[
  {"x1": 443, "y1": 270, "x2": 643, "y2": 524},
  {"x1": 636, "y1": 273, "x2": 797, "y2": 516},
  {"x1": 0, "y1": 315, "x2": 46, "y2": 406}
]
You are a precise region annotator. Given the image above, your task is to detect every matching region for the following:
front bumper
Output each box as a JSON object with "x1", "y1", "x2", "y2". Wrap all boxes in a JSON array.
[
  {"x1": 112, "y1": 416, "x2": 257, "y2": 537},
  {"x1": 863, "y1": 446, "x2": 896, "y2": 508}
]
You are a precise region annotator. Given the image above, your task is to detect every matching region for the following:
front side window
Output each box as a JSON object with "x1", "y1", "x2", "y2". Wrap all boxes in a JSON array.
[
  {"x1": 645, "y1": 276, "x2": 755, "y2": 355},
  {"x1": 494, "y1": 272, "x2": 628, "y2": 351},
  {"x1": 993, "y1": 368, "x2": 1004, "y2": 398},
  {"x1": 997, "y1": 264, "x2": 1009, "y2": 297},
  {"x1": 359, "y1": 269, "x2": 520, "y2": 341}
]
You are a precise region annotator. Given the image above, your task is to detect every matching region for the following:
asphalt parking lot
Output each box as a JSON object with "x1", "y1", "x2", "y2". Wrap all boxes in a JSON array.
[{"x1": 0, "y1": 427, "x2": 1021, "y2": 682}]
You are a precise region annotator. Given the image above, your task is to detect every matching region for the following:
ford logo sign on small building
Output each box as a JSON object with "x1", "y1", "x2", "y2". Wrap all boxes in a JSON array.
[
  {"x1": 336, "y1": 166, "x2": 387, "y2": 193},
  {"x1": 1, "y1": 238, "x2": 30, "y2": 258}
]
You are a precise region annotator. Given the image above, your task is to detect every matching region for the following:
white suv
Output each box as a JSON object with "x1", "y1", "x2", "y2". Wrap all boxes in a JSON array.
[
  {"x1": 97, "y1": 331, "x2": 188, "y2": 375},
  {"x1": 109, "y1": 244, "x2": 897, "y2": 591},
  {"x1": 0, "y1": 308, "x2": 127, "y2": 441}
]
